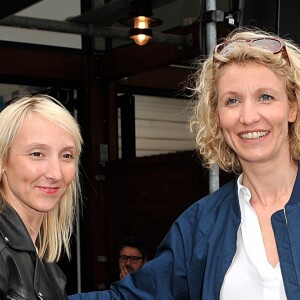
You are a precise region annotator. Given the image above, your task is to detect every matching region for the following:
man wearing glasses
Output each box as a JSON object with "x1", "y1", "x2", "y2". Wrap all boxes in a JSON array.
[{"x1": 118, "y1": 236, "x2": 148, "y2": 280}]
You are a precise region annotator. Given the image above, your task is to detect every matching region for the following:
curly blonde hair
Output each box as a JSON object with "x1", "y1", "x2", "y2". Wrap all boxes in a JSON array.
[{"x1": 189, "y1": 27, "x2": 300, "y2": 173}]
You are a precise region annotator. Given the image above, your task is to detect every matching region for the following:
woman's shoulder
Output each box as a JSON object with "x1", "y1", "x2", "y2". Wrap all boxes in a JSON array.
[
  {"x1": 174, "y1": 179, "x2": 237, "y2": 233},
  {"x1": 187, "y1": 179, "x2": 236, "y2": 214}
]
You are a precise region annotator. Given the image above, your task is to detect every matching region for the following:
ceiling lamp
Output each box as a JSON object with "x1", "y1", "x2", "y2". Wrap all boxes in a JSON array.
[{"x1": 120, "y1": 0, "x2": 162, "y2": 46}]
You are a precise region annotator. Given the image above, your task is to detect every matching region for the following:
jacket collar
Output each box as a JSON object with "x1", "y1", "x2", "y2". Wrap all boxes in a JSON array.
[
  {"x1": 285, "y1": 161, "x2": 300, "y2": 207},
  {"x1": 231, "y1": 176, "x2": 241, "y2": 223},
  {"x1": 0, "y1": 204, "x2": 36, "y2": 252}
]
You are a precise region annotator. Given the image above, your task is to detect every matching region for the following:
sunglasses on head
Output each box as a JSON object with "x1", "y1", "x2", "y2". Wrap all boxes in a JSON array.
[{"x1": 214, "y1": 37, "x2": 290, "y2": 64}]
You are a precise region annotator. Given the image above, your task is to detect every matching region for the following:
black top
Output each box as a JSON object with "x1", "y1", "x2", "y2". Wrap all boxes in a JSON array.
[{"x1": 0, "y1": 204, "x2": 67, "y2": 300}]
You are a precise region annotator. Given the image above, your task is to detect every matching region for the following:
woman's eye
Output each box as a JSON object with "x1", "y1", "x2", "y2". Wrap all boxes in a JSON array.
[
  {"x1": 260, "y1": 94, "x2": 274, "y2": 102},
  {"x1": 62, "y1": 153, "x2": 74, "y2": 160},
  {"x1": 225, "y1": 98, "x2": 239, "y2": 106},
  {"x1": 30, "y1": 152, "x2": 42, "y2": 157}
]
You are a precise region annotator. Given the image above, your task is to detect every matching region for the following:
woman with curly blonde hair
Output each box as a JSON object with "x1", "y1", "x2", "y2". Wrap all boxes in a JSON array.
[
  {"x1": 190, "y1": 28, "x2": 300, "y2": 174},
  {"x1": 70, "y1": 27, "x2": 300, "y2": 300}
]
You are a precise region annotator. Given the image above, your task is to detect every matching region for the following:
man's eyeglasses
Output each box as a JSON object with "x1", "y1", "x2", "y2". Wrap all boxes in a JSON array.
[
  {"x1": 119, "y1": 255, "x2": 143, "y2": 264},
  {"x1": 214, "y1": 37, "x2": 289, "y2": 63}
]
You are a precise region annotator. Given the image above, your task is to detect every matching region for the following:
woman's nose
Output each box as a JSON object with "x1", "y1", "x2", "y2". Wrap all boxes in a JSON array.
[
  {"x1": 239, "y1": 100, "x2": 260, "y2": 125},
  {"x1": 45, "y1": 157, "x2": 63, "y2": 181}
]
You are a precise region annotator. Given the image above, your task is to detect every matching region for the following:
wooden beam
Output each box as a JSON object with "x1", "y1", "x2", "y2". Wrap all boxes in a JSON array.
[
  {"x1": 97, "y1": 42, "x2": 198, "y2": 82},
  {"x1": 0, "y1": 43, "x2": 84, "y2": 81},
  {"x1": 117, "y1": 65, "x2": 195, "y2": 92},
  {"x1": 97, "y1": 23, "x2": 201, "y2": 82}
]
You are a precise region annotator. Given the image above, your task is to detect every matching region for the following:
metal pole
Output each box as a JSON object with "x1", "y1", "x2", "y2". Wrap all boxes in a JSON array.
[
  {"x1": 76, "y1": 200, "x2": 81, "y2": 293},
  {"x1": 205, "y1": 0, "x2": 219, "y2": 193},
  {"x1": 205, "y1": 0, "x2": 217, "y2": 55},
  {"x1": 0, "y1": 15, "x2": 188, "y2": 47},
  {"x1": 73, "y1": 104, "x2": 82, "y2": 293}
]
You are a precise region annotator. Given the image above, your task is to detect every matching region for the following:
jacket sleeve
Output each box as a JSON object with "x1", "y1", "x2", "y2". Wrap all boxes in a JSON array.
[
  {"x1": 69, "y1": 292, "x2": 109, "y2": 300},
  {"x1": 68, "y1": 203, "x2": 201, "y2": 300}
]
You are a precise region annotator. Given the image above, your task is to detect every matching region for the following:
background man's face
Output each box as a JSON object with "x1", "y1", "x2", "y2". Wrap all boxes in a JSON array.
[{"x1": 119, "y1": 246, "x2": 145, "y2": 273}]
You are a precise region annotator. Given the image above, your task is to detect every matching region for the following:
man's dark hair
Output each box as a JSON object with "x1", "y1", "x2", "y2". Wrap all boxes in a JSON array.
[{"x1": 118, "y1": 236, "x2": 148, "y2": 260}]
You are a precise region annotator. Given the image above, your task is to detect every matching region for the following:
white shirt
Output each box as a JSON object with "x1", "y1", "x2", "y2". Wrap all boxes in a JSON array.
[{"x1": 220, "y1": 175, "x2": 287, "y2": 300}]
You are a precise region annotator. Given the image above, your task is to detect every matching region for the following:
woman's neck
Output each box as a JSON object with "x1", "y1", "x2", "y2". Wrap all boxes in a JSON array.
[{"x1": 241, "y1": 160, "x2": 298, "y2": 208}]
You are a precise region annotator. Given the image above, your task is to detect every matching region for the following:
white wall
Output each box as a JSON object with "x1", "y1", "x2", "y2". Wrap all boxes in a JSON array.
[
  {"x1": 135, "y1": 95, "x2": 194, "y2": 156},
  {"x1": 0, "y1": 0, "x2": 82, "y2": 48},
  {"x1": 118, "y1": 95, "x2": 194, "y2": 158}
]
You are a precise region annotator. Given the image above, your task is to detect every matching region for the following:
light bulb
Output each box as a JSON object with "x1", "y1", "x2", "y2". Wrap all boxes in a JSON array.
[
  {"x1": 134, "y1": 16, "x2": 150, "y2": 29},
  {"x1": 130, "y1": 16, "x2": 153, "y2": 46},
  {"x1": 131, "y1": 33, "x2": 152, "y2": 46}
]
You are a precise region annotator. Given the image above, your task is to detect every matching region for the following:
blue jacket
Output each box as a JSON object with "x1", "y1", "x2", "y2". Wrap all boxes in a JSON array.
[{"x1": 69, "y1": 170, "x2": 300, "y2": 300}]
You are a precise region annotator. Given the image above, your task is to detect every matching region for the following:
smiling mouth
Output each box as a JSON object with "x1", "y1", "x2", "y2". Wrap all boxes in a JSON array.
[
  {"x1": 240, "y1": 131, "x2": 269, "y2": 139},
  {"x1": 39, "y1": 187, "x2": 59, "y2": 194}
]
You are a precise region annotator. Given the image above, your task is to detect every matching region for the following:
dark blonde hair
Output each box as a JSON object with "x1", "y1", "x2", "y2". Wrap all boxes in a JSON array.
[
  {"x1": 0, "y1": 95, "x2": 82, "y2": 262},
  {"x1": 189, "y1": 27, "x2": 300, "y2": 173}
]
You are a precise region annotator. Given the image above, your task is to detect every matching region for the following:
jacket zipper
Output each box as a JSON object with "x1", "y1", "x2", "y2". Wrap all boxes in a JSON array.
[
  {"x1": 283, "y1": 207, "x2": 288, "y2": 225},
  {"x1": 37, "y1": 292, "x2": 44, "y2": 300}
]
